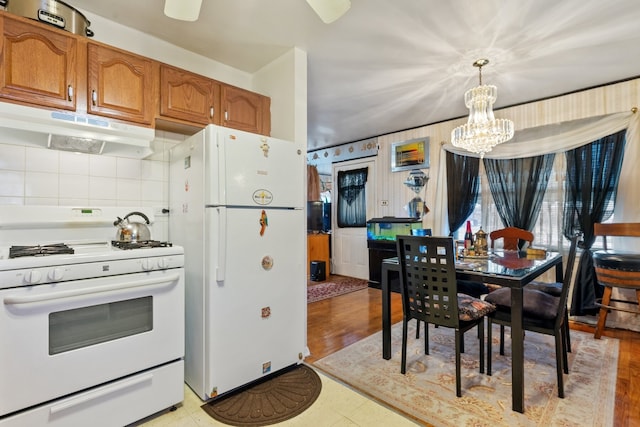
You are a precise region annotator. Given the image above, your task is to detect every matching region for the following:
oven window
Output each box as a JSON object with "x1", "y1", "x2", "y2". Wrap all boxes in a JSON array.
[{"x1": 49, "y1": 297, "x2": 153, "y2": 355}]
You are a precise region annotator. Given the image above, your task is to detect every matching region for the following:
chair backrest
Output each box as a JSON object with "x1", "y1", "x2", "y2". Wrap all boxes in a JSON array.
[
  {"x1": 593, "y1": 222, "x2": 640, "y2": 250},
  {"x1": 555, "y1": 234, "x2": 580, "y2": 327},
  {"x1": 396, "y1": 235, "x2": 459, "y2": 328},
  {"x1": 489, "y1": 227, "x2": 534, "y2": 250}
]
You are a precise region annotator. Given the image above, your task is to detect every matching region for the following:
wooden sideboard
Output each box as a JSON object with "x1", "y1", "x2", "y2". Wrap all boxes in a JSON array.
[{"x1": 307, "y1": 233, "x2": 330, "y2": 276}]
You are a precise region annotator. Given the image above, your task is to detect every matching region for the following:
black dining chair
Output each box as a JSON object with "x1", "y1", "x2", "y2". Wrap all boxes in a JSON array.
[
  {"x1": 396, "y1": 235, "x2": 496, "y2": 397},
  {"x1": 485, "y1": 234, "x2": 579, "y2": 398}
]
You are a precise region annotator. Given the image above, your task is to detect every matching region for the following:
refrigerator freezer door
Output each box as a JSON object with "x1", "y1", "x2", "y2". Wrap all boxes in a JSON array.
[
  {"x1": 204, "y1": 126, "x2": 305, "y2": 208},
  {"x1": 203, "y1": 206, "x2": 306, "y2": 398}
]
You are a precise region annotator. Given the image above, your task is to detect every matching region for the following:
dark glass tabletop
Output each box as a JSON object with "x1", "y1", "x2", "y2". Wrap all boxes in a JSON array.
[
  {"x1": 456, "y1": 250, "x2": 561, "y2": 278},
  {"x1": 383, "y1": 250, "x2": 561, "y2": 286}
]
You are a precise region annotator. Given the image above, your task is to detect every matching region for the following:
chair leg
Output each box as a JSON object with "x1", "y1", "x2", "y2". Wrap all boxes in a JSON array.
[
  {"x1": 499, "y1": 324, "x2": 505, "y2": 355},
  {"x1": 401, "y1": 319, "x2": 408, "y2": 374},
  {"x1": 594, "y1": 286, "x2": 613, "y2": 339},
  {"x1": 561, "y1": 326, "x2": 569, "y2": 374},
  {"x1": 555, "y1": 330, "x2": 565, "y2": 398},
  {"x1": 455, "y1": 329, "x2": 462, "y2": 397},
  {"x1": 424, "y1": 320, "x2": 430, "y2": 355},
  {"x1": 416, "y1": 320, "x2": 421, "y2": 339},
  {"x1": 487, "y1": 318, "x2": 493, "y2": 376},
  {"x1": 478, "y1": 320, "x2": 485, "y2": 374},
  {"x1": 564, "y1": 309, "x2": 572, "y2": 353}
]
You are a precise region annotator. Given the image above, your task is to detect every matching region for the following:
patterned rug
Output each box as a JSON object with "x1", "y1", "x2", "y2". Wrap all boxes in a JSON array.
[
  {"x1": 201, "y1": 364, "x2": 321, "y2": 426},
  {"x1": 307, "y1": 275, "x2": 369, "y2": 303},
  {"x1": 314, "y1": 322, "x2": 618, "y2": 427}
]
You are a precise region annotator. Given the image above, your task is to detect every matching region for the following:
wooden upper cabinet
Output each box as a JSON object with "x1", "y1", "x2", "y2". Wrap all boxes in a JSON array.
[
  {"x1": 159, "y1": 64, "x2": 220, "y2": 125},
  {"x1": 87, "y1": 43, "x2": 154, "y2": 125},
  {"x1": 222, "y1": 84, "x2": 271, "y2": 136},
  {"x1": 0, "y1": 14, "x2": 77, "y2": 110}
]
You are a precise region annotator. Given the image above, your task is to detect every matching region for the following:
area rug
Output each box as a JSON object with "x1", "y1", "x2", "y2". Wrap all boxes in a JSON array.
[
  {"x1": 307, "y1": 275, "x2": 369, "y2": 303},
  {"x1": 201, "y1": 364, "x2": 322, "y2": 426},
  {"x1": 314, "y1": 322, "x2": 618, "y2": 427}
]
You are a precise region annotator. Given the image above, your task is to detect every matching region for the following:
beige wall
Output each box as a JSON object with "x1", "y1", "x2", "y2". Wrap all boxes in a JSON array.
[{"x1": 368, "y1": 78, "x2": 639, "y2": 231}]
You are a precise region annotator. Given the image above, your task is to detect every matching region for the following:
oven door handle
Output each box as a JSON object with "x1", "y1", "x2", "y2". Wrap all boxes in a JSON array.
[
  {"x1": 49, "y1": 372, "x2": 154, "y2": 415},
  {"x1": 3, "y1": 274, "x2": 181, "y2": 305}
]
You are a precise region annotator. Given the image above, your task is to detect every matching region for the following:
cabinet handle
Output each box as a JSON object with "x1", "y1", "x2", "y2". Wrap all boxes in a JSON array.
[
  {"x1": 224, "y1": 111, "x2": 229, "y2": 121},
  {"x1": 67, "y1": 85, "x2": 73, "y2": 101},
  {"x1": 210, "y1": 106, "x2": 214, "y2": 118},
  {"x1": 91, "y1": 90, "x2": 97, "y2": 106}
]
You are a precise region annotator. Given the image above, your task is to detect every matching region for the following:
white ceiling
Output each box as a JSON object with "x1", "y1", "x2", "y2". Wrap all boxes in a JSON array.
[{"x1": 69, "y1": 0, "x2": 640, "y2": 151}]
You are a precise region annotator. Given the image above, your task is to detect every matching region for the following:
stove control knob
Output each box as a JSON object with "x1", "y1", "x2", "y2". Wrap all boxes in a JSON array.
[
  {"x1": 141, "y1": 258, "x2": 154, "y2": 271},
  {"x1": 25, "y1": 270, "x2": 42, "y2": 284},
  {"x1": 48, "y1": 268, "x2": 64, "y2": 282},
  {"x1": 157, "y1": 257, "x2": 169, "y2": 269}
]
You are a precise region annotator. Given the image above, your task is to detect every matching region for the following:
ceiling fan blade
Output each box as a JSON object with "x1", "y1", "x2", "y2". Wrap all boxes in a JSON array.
[
  {"x1": 306, "y1": 0, "x2": 351, "y2": 24},
  {"x1": 164, "y1": 0, "x2": 202, "y2": 21}
]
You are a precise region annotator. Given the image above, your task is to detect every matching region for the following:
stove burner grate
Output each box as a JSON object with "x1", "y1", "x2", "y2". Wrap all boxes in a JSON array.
[
  {"x1": 9, "y1": 243, "x2": 75, "y2": 258},
  {"x1": 111, "y1": 240, "x2": 173, "y2": 250}
]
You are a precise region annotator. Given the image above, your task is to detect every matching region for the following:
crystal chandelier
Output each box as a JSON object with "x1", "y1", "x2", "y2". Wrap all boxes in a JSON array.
[{"x1": 451, "y1": 59, "x2": 514, "y2": 157}]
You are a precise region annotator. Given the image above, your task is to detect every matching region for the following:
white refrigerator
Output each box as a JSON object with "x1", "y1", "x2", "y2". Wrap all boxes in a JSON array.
[{"x1": 169, "y1": 125, "x2": 308, "y2": 401}]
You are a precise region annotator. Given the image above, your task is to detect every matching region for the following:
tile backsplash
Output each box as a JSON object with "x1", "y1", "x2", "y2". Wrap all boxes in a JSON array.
[{"x1": 0, "y1": 133, "x2": 183, "y2": 208}]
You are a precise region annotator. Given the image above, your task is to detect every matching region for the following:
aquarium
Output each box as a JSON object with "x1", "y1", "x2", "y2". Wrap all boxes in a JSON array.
[{"x1": 366, "y1": 217, "x2": 423, "y2": 241}]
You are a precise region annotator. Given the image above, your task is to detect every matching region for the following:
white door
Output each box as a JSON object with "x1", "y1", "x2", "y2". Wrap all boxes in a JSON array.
[{"x1": 332, "y1": 158, "x2": 375, "y2": 279}]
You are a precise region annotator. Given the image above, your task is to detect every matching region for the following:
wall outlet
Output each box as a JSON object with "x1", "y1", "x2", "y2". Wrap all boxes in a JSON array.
[{"x1": 381, "y1": 200, "x2": 389, "y2": 206}]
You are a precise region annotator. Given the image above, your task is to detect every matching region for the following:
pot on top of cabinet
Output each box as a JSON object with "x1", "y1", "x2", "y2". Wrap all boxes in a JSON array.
[{"x1": 3, "y1": 0, "x2": 95, "y2": 37}]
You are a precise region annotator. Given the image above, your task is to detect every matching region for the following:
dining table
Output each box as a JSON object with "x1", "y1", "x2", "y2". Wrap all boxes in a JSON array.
[{"x1": 380, "y1": 249, "x2": 563, "y2": 413}]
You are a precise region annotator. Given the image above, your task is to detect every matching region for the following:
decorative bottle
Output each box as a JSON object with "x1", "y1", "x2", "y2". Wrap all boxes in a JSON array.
[{"x1": 464, "y1": 220, "x2": 474, "y2": 250}]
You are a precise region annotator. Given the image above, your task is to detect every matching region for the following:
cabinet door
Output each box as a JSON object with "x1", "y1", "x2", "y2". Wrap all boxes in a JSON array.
[
  {"x1": 222, "y1": 84, "x2": 270, "y2": 135},
  {"x1": 0, "y1": 15, "x2": 76, "y2": 110},
  {"x1": 307, "y1": 234, "x2": 330, "y2": 275},
  {"x1": 159, "y1": 64, "x2": 220, "y2": 125},
  {"x1": 87, "y1": 43, "x2": 154, "y2": 124}
]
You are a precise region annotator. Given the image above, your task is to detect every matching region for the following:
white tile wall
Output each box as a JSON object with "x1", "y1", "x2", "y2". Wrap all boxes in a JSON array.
[{"x1": 0, "y1": 132, "x2": 185, "y2": 208}]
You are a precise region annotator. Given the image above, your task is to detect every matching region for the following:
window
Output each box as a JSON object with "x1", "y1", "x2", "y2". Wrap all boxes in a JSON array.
[
  {"x1": 336, "y1": 168, "x2": 368, "y2": 227},
  {"x1": 462, "y1": 154, "x2": 616, "y2": 250}
]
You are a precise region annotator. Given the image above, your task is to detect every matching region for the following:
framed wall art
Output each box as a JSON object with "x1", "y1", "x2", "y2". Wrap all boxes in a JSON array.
[{"x1": 390, "y1": 137, "x2": 430, "y2": 172}]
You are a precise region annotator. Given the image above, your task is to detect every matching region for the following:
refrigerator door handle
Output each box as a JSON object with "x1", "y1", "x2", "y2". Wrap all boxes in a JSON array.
[{"x1": 216, "y1": 207, "x2": 227, "y2": 282}]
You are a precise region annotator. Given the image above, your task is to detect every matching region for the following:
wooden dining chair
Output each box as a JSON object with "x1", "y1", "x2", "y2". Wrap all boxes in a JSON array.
[
  {"x1": 592, "y1": 222, "x2": 640, "y2": 339},
  {"x1": 485, "y1": 234, "x2": 579, "y2": 398},
  {"x1": 396, "y1": 235, "x2": 496, "y2": 397},
  {"x1": 490, "y1": 227, "x2": 534, "y2": 251}
]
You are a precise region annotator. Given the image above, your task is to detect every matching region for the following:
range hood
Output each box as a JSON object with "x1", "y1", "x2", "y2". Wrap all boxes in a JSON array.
[{"x1": 0, "y1": 102, "x2": 155, "y2": 158}]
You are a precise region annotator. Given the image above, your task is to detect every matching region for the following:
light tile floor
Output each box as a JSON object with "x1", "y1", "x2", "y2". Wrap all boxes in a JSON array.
[{"x1": 133, "y1": 367, "x2": 419, "y2": 426}]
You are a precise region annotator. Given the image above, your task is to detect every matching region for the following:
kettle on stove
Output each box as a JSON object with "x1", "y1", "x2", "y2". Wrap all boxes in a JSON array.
[{"x1": 114, "y1": 212, "x2": 151, "y2": 243}]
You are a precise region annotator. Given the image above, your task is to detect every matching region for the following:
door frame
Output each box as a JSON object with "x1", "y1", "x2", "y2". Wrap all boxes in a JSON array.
[{"x1": 331, "y1": 158, "x2": 376, "y2": 279}]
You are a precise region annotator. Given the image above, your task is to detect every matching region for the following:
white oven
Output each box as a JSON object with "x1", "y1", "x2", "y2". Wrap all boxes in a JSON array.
[{"x1": 0, "y1": 207, "x2": 185, "y2": 427}]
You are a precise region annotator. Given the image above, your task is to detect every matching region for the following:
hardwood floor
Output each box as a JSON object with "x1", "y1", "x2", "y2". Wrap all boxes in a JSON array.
[{"x1": 306, "y1": 279, "x2": 640, "y2": 427}]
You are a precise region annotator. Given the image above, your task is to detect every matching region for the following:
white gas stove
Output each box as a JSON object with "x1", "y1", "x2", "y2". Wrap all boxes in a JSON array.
[
  {"x1": 0, "y1": 240, "x2": 183, "y2": 289},
  {"x1": 0, "y1": 206, "x2": 185, "y2": 427}
]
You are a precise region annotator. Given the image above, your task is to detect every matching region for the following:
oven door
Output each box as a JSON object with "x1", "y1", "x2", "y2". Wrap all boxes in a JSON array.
[{"x1": 0, "y1": 269, "x2": 184, "y2": 417}]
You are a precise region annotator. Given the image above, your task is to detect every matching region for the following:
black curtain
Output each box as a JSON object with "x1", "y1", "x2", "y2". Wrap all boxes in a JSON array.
[
  {"x1": 483, "y1": 154, "x2": 555, "y2": 248},
  {"x1": 337, "y1": 167, "x2": 368, "y2": 227},
  {"x1": 564, "y1": 129, "x2": 626, "y2": 316},
  {"x1": 446, "y1": 151, "x2": 480, "y2": 236}
]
